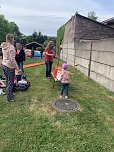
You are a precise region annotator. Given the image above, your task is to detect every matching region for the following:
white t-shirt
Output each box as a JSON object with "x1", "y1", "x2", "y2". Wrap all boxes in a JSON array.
[{"x1": 18, "y1": 79, "x2": 27, "y2": 84}]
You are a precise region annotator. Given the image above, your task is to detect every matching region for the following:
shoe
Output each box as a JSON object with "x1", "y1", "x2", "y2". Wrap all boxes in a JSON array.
[
  {"x1": 65, "y1": 96, "x2": 68, "y2": 99},
  {"x1": 60, "y1": 95, "x2": 63, "y2": 98},
  {"x1": 8, "y1": 99, "x2": 15, "y2": 102},
  {"x1": 2, "y1": 92, "x2": 6, "y2": 95}
]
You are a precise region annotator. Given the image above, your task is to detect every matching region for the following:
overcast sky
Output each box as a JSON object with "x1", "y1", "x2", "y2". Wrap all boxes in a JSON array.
[{"x1": 0, "y1": 0, "x2": 114, "y2": 36}]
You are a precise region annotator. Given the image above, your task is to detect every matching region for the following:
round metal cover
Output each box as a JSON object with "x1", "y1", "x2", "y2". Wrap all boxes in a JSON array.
[{"x1": 52, "y1": 99, "x2": 80, "y2": 112}]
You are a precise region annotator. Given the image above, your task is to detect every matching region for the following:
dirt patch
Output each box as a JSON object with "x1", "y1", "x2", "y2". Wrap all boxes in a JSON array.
[
  {"x1": 55, "y1": 121, "x2": 61, "y2": 129},
  {"x1": 29, "y1": 102, "x2": 57, "y2": 116},
  {"x1": 109, "y1": 96, "x2": 114, "y2": 102}
]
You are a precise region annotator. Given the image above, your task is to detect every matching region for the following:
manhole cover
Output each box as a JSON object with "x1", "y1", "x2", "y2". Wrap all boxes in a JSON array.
[{"x1": 52, "y1": 99, "x2": 80, "y2": 112}]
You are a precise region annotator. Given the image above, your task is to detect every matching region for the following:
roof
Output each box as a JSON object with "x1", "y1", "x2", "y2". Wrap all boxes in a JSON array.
[
  {"x1": 65, "y1": 13, "x2": 114, "y2": 29},
  {"x1": 102, "y1": 17, "x2": 114, "y2": 24},
  {"x1": 25, "y1": 42, "x2": 44, "y2": 49}
]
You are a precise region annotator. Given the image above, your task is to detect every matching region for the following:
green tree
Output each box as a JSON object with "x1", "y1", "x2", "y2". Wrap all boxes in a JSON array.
[
  {"x1": 26, "y1": 35, "x2": 33, "y2": 43},
  {"x1": 56, "y1": 25, "x2": 65, "y2": 53},
  {"x1": 88, "y1": 11, "x2": 98, "y2": 21},
  {"x1": 0, "y1": 15, "x2": 22, "y2": 43}
]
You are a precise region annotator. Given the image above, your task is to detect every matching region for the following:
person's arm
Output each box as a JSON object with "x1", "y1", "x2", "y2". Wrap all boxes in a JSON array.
[
  {"x1": 45, "y1": 49, "x2": 54, "y2": 56},
  {"x1": 10, "y1": 49, "x2": 21, "y2": 72}
]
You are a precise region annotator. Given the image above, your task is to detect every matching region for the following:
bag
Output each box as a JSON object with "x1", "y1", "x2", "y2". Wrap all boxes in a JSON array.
[
  {"x1": 56, "y1": 70, "x2": 61, "y2": 81},
  {"x1": 52, "y1": 65, "x2": 62, "y2": 78}
]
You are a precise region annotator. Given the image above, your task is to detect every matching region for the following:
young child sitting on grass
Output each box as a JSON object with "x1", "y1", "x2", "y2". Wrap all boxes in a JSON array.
[
  {"x1": 60, "y1": 63, "x2": 73, "y2": 99},
  {"x1": 0, "y1": 79, "x2": 6, "y2": 95},
  {"x1": 0, "y1": 79, "x2": 6, "y2": 88},
  {"x1": 18, "y1": 75, "x2": 27, "y2": 84}
]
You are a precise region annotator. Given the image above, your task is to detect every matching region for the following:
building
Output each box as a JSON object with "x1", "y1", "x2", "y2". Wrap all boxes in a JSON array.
[{"x1": 63, "y1": 14, "x2": 114, "y2": 44}]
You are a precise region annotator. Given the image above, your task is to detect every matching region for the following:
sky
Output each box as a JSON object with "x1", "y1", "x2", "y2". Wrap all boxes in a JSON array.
[{"x1": 0, "y1": 0, "x2": 114, "y2": 36}]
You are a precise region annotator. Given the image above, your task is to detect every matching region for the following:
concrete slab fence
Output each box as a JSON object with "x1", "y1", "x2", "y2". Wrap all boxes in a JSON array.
[{"x1": 60, "y1": 39, "x2": 114, "y2": 92}]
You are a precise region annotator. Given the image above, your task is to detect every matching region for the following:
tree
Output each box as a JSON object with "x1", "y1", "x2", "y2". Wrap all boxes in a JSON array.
[
  {"x1": 32, "y1": 31, "x2": 38, "y2": 42},
  {"x1": 56, "y1": 25, "x2": 65, "y2": 53},
  {"x1": 0, "y1": 15, "x2": 23, "y2": 43},
  {"x1": 88, "y1": 11, "x2": 98, "y2": 21}
]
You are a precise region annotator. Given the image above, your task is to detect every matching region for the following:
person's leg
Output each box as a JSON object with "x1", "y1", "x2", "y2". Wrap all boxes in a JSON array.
[
  {"x1": 3, "y1": 66, "x2": 15, "y2": 101},
  {"x1": 17, "y1": 61, "x2": 20, "y2": 69},
  {"x1": 49, "y1": 61, "x2": 53, "y2": 77},
  {"x1": 45, "y1": 61, "x2": 49, "y2": 78},
  {"x1": 20, "y1": 62, "x2": 24, "y2": 73},
  {"x1": 65, "y1": 83, "x2": 69, "y2": 98},
  {"x1": 3, "y1": 65, "x2": 8, "y2": 87},
  {"x1": 60, "y1": 83, "x2": 65, "y2": 97}
]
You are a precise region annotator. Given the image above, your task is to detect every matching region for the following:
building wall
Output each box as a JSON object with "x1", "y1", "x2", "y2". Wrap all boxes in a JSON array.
[
  {"x1": 63, "y1": 14, "x2": 114, "y2": 44},
  {"x1": 63, "y1": 16, "x2": 75, "y2": 43},
  {"x1": 61, "y1": 39, "x2": 114, "y2": 92}
]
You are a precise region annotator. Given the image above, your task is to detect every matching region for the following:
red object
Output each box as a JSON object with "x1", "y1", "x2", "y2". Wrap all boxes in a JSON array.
[
  {"x1": 52, "y1": 65, "x2": 62, "y2": 78},
  {"x1": 59, "y1": 47, "x2": 62, "y2": 51},
  {"x1": 26, "y1": 52, "x2": 31, "y2": 57},
  {"x1": 44, "y1": 49, "x2": 54, "y2": 61}
]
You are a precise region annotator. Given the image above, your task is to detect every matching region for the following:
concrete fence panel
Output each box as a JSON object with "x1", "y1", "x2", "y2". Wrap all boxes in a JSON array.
[
  {"x1": 91, "y1": 61, "x2": 114, "y2": 81},
  {"x1": 92, "y1": 51, "x2": 114, "y2": 66},
  {"x1": 92, "y1": 39, "x2": 114, "y2": 52}
]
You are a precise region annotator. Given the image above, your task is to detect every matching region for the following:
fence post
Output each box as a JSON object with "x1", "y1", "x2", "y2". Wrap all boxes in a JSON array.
[
  {"x1": 74, "y1": 14, "x2": 77, "y2": 66},
  {"x1": 88, "y1": 42, "x2": 93, "y2": 77},
  {"x1": 66, "y1": 42, "x2": 68, "y2": 63}
]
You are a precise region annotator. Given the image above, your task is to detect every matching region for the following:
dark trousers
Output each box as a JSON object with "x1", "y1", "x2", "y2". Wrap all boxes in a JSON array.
[
  {"x1": 41, "y1": 53, "x2": 43, "y2": 59},
  {"x1": 45, "y1": 61, "x2": 53, "y2": 77},
  {"x1": 60, "y1": 83, "x2": 69, "y2": 96},
  {"x1": 3, "y1": 65, "x2": 15, "y2": 101},
  {"x1": 17, "y1": 61, "x2": 24, "y2": 73},
  {"x1": 31, "y1": 54, "x2": 34, "y2": 58}
]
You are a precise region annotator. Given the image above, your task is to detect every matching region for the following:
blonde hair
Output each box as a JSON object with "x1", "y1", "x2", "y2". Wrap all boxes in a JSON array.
[
  {"x1": 46, "y1": 41, "x2": 54, "y2": 50},
  {"x1": 6, "y1": 34, "x2": 14, "y2": 44}
]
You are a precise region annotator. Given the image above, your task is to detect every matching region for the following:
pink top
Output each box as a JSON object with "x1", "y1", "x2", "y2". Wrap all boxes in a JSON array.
[
  {"x1": 61, "y1": 69, "x2": 70, "y2": 83},
  {"x1": 1, "y1": 42, "x2": 19, "y2": 70}
]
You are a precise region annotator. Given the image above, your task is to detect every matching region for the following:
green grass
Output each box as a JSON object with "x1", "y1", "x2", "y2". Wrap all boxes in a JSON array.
[{"x1": 0, "y1": 57, "x2": 114, "y2": 152}]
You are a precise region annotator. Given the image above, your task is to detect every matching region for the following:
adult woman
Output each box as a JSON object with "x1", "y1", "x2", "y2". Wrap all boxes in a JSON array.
[
  {"x1": 44, "y1": 41, "x2": 54, "y2": 78},
  {"x1": 1, "y1": 34, "x2": 21, "y2": 102},
  {"x1": 15, "y1": 43, "x2": 25, "y2": 73}
]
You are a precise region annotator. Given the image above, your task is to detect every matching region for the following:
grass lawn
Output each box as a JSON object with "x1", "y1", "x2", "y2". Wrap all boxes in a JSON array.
[{"x1": 0, "y1": 57, "x2": 114, "y2": 152}]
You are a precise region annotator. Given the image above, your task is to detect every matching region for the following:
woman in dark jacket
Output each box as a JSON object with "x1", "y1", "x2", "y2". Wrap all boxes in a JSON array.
[{"x1": 15, "y1": 43, "x2": 25, "y2": 73}]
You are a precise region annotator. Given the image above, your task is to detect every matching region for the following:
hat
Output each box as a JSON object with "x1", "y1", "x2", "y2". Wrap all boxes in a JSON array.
[
  {"x1": 62, "y1": 63, "x2": 69, "y2": 69},
  {"x1": 21, "y1": 75, "x2": 26, "y2": 79}
]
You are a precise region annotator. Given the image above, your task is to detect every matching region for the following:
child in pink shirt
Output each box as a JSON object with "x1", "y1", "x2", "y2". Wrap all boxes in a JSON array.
[{"x1": 60, "y1": 63, "x2": 73, "y2": 99}]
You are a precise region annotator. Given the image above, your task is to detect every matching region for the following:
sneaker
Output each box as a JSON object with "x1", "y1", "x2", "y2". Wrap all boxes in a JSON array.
[
  {"x1": 60, "y1": 95, "x2": 63, "y2": 98},
  {"x1": 8, "y1": 99, "x2": 15, "y2": 102},
  {"x1": 65, "y1": 96, "x2": 68, "y2": 99},
  {"x1": 2, "y1": 92, "x2": 6, "y2": 95}
]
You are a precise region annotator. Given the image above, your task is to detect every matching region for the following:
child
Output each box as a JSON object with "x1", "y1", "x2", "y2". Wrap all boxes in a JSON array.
[
  {"x1": 0, "y1": 79, "x2": 6, "y2": 95},
  {"x1": 16, "y1": 75, "x2": 30, "y2": 91},
  {"x1": 0, "y1": 79, "x2": 6, "y2": 88},
  {"x1": 18, "y1": 75, "x2": 27, "y2": 84},
  {"x1": 60, "y1": 63, "x2": 73, "y2": 99}
]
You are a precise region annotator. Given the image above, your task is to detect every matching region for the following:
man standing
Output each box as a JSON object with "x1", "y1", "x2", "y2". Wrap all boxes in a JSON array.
[{"x1": 31, "y1": 47, "x2": 35, "y2": 58}]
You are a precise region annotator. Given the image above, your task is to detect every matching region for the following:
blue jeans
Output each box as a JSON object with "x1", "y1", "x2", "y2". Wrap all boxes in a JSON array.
[
  {"x1": 17, "y1": 61, "x2": 24, "y2": 73},
  {"x1": 45, "y1": 61, "x2": 53, "y2": 77},
  {"x1": 60, "y1": 83, "x2": 69, "y2": 96}
]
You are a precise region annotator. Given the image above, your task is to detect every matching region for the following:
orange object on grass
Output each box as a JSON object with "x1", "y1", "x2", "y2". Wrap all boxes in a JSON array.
[
  {"x1": 23, "y1": 62, "x2": 45, "y2": 68},
  {"x1": 52, "y1": 65, "x2": 62, "y2": 78}
]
